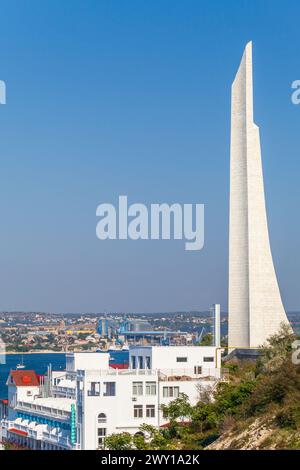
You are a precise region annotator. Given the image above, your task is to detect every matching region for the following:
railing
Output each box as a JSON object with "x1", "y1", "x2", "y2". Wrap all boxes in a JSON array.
[
  {"x1": 157, "y1": 367, "x2": 227, "y2": 381},
  {"x1": 1, "y1": 419, "x2": 42, "y2": 439},
  {"x1": 1, "y1": 419, "x2": 74, "y2": 448},
  {"x1": 28, "y1": 428, "x2": 40, "y2": 439},
  {"x1": 16, "y1": 401, "x2": 70, "y2": 420},
  {"x1": 42, "y1": 431, "x2": 72, "y2": 448},
  {"x1": 52, "y1": 385, "x2": 76, "y2": 397},
  {"x1": 79, "y1": 367, "x2": 226, "y2": 380},
  {"x1": 77, "y1": 368, "x2": 158, "y2": 377},
  {"x1": 1, "y1": 419, "x2": 12, "y2": 430}
]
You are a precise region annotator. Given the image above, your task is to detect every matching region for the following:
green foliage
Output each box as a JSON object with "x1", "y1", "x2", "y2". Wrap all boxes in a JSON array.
[
  {"x1": 214, "y1": 380, "x2": 256, "y2": 415},
  {"x1": 260, "y1": 322, "x2": 295, "y2": 372},
  {"x1": 161, "y1": 393, "x2": 193, "y2": 423},
  {"x1": 192, "y1": 403, "x2": 220, "y2": 432},
  {"x1": 275, "y1": 406, "x2": 300, "y2": 430},
  {"x1": 104, "y1": 425, "x2": 179, "y2": 451},
  {"x1": 246, "y1": 360, "x2": 300, "y2": 416},
  {"x1": 104, "y1": 432, "x2": 133, "y2": 450},
  {"x1": 200, "y1": 333, "x2": 212, "y2": 346},
  {"x1": 105, "y1": 325, "x2": 300, "y2": 450},
  {"x1": 139, "y1": 424, "x2": 172, "y2": 450}
]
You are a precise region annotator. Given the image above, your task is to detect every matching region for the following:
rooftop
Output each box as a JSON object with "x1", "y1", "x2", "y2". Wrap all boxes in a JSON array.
[
  {"x1": 28, "y1": 397, "x2": 75, "y2": 412},
  {"x1": 8, "y1": 370, "x2": 40, "y2": 387}
]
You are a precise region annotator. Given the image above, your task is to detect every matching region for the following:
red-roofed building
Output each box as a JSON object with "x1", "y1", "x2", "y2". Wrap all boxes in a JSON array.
[
  {"x1": 7, "y1": 370, "x2": 40, "y2": 387},
  {"x1": 6, "y1": 370, "x2": 41, "y2": 422}
]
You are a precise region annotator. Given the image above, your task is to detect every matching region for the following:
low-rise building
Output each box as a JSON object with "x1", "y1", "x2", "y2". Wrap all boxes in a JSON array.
[{"x1": 1, "y1": 345, "x2": 225, "y2": 450}]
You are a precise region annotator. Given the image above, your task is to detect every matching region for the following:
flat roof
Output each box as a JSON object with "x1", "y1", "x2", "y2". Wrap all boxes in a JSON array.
[{"x1": 26, "y1": 397, "x2": 75, "y2": 412}]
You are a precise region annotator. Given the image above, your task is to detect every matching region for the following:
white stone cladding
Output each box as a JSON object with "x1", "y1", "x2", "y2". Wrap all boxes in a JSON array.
[{"x1": 228, "y1": 42, "x2": 289, "y2": 348}]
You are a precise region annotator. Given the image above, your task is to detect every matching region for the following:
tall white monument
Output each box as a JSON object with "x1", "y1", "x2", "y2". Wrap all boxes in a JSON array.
[{"x1": 228, "y1": 42, "x2": 289, "y2": 348}]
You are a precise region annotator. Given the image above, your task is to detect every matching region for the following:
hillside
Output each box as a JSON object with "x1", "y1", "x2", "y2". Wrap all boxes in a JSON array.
[
  {"x1": 206, "y1": 324, "x2": 300, "y2": 450},
  {"x1": 105, "y1": 324, "x2": 300, "y2": 451},
  {"x1": 207, "y1": 416, "x2": 300, "y2": 450}
]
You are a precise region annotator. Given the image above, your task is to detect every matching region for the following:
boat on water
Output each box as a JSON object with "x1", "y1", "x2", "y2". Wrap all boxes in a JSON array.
[{"x1": 16, "y1": 356, "x2": 26, "y2": 369}]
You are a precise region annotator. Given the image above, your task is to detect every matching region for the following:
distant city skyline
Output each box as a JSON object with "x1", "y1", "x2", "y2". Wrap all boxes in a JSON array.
[{"x1": 0, "y1": 1, "x2": 299, "y2": 313}]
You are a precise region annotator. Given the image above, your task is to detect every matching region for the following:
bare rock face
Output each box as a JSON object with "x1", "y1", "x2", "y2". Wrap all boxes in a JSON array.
[{"x1": 206, "y1": 417, "x2": 276, "y2": 450}]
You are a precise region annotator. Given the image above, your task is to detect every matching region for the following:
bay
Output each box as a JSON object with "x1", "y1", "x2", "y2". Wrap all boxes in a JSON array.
[{"x1": 0, "y1": 350, "x2": 129, "y2": 399}]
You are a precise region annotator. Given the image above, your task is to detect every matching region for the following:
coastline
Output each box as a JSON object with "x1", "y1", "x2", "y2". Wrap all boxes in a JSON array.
[
  {"x1": 6, "y1": 350, "x2": 73, "y2": 355},
  {"x1": 4, "y1": 349, "x2": 124, "y2": 355}
]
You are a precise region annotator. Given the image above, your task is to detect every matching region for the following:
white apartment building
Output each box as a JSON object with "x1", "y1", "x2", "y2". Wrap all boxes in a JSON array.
[{"x1": 0, "y1": 345, "x2": 224, "y2": 450}]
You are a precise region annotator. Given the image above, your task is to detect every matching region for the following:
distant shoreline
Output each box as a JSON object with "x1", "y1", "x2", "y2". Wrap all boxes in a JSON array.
[
  {"x1": 4, "y1": 349, "x2": 120, "y2": 355},
  {"x1": 6, "y1": 351, "x2": 70, "y2": 355}
]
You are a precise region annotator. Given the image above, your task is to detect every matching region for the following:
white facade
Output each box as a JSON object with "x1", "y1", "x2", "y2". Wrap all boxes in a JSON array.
[
  {"x1": 1, "y1": 346, "x2": 224, "y2": 450},
  {"x1": 2, "y1": 373, "x2": 75, "y2": 450},
  {"x1": 228, "y1": 42, "x2": 290, "y2": 348},
  {"x1": 66, "y1": 352, "x2": 109, "y2": 373},
  {"x1": 129, "y1": 345, "x2": 221, "y2": 374}
]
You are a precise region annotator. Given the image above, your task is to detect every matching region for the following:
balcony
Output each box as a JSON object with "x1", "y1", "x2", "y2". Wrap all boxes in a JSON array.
[
  {"x1": 42, "y1": 431, "x2": 73, "y2": 448},
  {"x1": 1, "y1": 418, "x2": 74, "y2": 448},
  {"x1": 157, "y1": 367, "x2": 227, "y2": 381},
  {"x1": 79, "y1": 367, "x2": 226, "y2": 380},
  {"x1": 16, "y1": 401, "x2": 70, "y2": 421},
  {"x1": 52, "y1": 385, "x2": 76, "y2": 398},
  {"x1": 1, "y1": 419, "x2": 42, "y2": 440}
]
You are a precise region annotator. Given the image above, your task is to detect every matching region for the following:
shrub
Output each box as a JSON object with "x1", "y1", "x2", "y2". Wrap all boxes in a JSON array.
[{"x1": 275, "y1": 406, "x2": 300, "y2": 430}]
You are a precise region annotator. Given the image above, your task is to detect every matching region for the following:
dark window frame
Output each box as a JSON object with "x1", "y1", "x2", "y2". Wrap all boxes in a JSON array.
[{"x1": 176, "y1": 357, "x2": 188, "y2": 363}]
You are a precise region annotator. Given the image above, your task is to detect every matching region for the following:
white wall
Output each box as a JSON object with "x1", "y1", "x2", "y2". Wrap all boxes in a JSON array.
[
  {"x1": 78, "y1": 370, "x2": 218, "y2": 450},
  {"x1": 7, "y1": 384, "x2": 40, "y2": 421},
  {"x1": 66, "y1": 352, "x2": 109, "y2": 372},
  {"x1": 129, "y1": 345, "x2": 220, "y2": 371}
]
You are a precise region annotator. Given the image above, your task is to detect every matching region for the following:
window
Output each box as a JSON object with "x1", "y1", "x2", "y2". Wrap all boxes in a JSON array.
[
  {"x1": 146, "y1": 382, "x2": 156, "y2": 396},
  {"x1": 145, "y1": 356, "x2": 151, "y2": 369},
  {"x1": 132, "y1": 382, "x2": 143, "y2": 396},
  {"x1": 146, "y1": 405, "x2": 155, "y2": 418},
  {"x1": 98, "y1": 413, "x2": 107, "y2": 424},
  {"x1": 88, "y1": 382, "x2": 100, "y2": 396},
  {"x1": 194, "y1": 366, "x2": 202, "y2": 375},
  {"x1": 138, "y1": 356, "x2": 144, "y2": 369},
  {"x1": 163, "y1": 386, "x2": 179, "y2": 398},
  {"x1": 203, "y1": 357, "x2": 214, "y2": 363},
  {"x1": 103, "y1": 382, "x2": 116, "y2": 396},
  {"x1": 176, "y1": 357, "x2": 188, "y2": 363},
  {"x1": 134, "y1": 405, "x2": 143, "y2": 418},
  {"x1": 131, "y1": 356, "x2": 136, "y2": 369},
  {"x1": 97, "y1": 427, "x2": 106, "y2": 448}
]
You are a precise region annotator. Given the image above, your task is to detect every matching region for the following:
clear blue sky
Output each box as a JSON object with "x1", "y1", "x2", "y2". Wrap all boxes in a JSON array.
[{"x1": 0, "y1": 0, "x2": 299, "y2": 313}]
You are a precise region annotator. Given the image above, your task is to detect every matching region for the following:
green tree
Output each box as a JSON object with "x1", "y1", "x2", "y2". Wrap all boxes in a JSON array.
[
  {"x1": 161, "y1": 393, "x2": 193, "y2": 423},
  {"x1": 200, "y1": 333, "x2": 212, "y2": 346},
  {"x1": 139, "y1": 424, "x2": 179, "y2": 450},
  {"x1": 105, "y1": 432, "x2": 133, "y2": 450}
]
